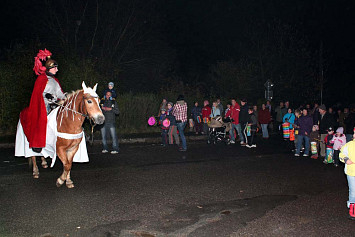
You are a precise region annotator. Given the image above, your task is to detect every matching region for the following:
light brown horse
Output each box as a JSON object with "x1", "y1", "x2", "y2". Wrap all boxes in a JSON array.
[
  {"x1": 31, "y1": 82, "x2": 104, "y2": 188},
  {"x1": 56, "y1": 82, "x2": 104, "y2": 188}
]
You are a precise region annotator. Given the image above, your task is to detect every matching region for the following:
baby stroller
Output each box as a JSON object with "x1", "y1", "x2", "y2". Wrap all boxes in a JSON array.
[{"x1": 207, "y1": 116, "x2": 232, "y2": 144}]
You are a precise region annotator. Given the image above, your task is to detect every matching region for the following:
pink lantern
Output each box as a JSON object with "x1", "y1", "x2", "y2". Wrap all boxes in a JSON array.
[
  {"x1": 148, "y1": 116, "x2": 156, "y2": 126},
  {"x1": 163, "y1": 118, "x2": 170, "y2": 128}
]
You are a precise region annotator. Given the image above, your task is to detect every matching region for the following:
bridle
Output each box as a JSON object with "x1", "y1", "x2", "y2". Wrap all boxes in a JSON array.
[
  {"x1": 51, "y1": 100, "x2": 88, "y2": 118},
  {"x1": 51, "y1": 93, "x2": 101, "y2": 145},
  {"x1": 51, "y1": 94, "x2": 99, "y2": 119}
]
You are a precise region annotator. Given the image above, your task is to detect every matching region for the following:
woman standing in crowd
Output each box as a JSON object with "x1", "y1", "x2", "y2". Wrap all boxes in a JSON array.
[{"x1": 258, "y1": 103, "x2": 271, "y2": 139}]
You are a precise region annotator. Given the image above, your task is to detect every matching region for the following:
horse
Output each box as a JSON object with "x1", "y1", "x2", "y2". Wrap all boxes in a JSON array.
[{"x1": 30, "y1": 82, "x2": 104, "y2": 188}]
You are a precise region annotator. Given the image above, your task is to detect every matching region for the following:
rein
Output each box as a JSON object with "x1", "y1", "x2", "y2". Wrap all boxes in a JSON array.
[
  {"x1": 51, "y1": 94, "x2": 99, "y2": 145},
  {"x1": 50, "y1": 100, "x2": 88, "y2": 118}
]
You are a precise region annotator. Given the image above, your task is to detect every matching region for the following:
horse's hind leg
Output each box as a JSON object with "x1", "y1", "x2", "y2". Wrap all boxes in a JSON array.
[
  {"x1": 31, "y1": 156, "x2": 39, "y2": 179},
  {"x1": 28, "y1": 157, "x2": 33, "y2": 168},
  {"x1": 41, "y1": 157, "x2": 48, "y2": 169},
  {"x1": 65, "y1": 147, "x2": 79, "y2": 188}
]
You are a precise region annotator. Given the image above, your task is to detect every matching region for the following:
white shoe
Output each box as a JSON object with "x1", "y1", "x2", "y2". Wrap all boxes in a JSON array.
[
  {"x1": 246, "y1": 144, "x2": 252, "y2": 148},
  {"x1": 102, "y1": 150, "x2": 108, "y2": 153},
  {"x1": 229, "y1": 140, "x2": 235, "y2": 144},
  {"x1": 251, "y1": 144, "x2": 256, "y2": 148},
  {"x1": 294, "y1": 153, "x2": 300, "y2": 157},
  {"x1": 303, "y1": 154, "x2": 309, "y2": 157},
  {"x1": 111, "y1": 150, "x2": 119, "y2": 154}
]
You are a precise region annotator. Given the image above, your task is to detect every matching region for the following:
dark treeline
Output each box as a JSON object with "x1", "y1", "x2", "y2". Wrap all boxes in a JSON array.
[{"x1": 0, "y1": 0, "x2": 354, "y2": 133}]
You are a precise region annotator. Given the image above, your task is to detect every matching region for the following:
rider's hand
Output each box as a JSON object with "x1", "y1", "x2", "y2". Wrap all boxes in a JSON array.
[{"x1": 45, "y1": 93, "x2": 54, "y2": 100}]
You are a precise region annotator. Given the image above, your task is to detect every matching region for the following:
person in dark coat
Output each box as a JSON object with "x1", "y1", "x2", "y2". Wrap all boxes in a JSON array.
[
  {"x1": 319, "y1": 104, "x2": 337, "y2": 157},
  {"x1": 312, "y1": 103, "x2": 321, "y2": 125},
  {"x1": 100, "y1": 91, "x2": 120, "y2": 154},
  {"x1": 246, "y1": 107, "x2": 258, "y2": 148},
  {"x1": 295, "y1": 109, "x2": 313, "y2": 157}
]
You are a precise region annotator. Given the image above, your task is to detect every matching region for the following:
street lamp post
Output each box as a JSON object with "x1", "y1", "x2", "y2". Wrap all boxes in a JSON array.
[{"x1": 264, "y1": 80, "x2": 274, "y2": 101}]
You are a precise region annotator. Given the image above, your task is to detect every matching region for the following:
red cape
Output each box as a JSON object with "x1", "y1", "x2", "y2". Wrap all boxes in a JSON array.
[{"x1": 20, "y1": 74, "x2": 62, "y2": 148}]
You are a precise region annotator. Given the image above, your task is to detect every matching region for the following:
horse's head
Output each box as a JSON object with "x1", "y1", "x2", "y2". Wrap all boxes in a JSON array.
[{"x1": 82, "y1": 81, "x2": 105, "y2": 125}]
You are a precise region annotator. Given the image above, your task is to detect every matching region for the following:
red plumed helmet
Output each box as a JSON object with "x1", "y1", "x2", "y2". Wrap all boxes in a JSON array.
[{"x1": 33, "y1": 49, "x2": 52, "y2": 75}]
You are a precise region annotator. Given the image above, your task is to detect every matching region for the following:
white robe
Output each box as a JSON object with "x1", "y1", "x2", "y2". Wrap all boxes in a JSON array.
[{"x1": 15, "y1": 107, "x2": 89, "y2": 167}]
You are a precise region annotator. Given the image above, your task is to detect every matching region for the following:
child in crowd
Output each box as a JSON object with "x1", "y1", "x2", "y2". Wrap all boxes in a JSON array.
[
  {"x1": 339, "y1": 132, "x2": 355, "y2": 220},
  {"x1": 191, "y1": 101, "x2": 202, "y2": 134},
  {"x1": 331, "y1": 127, "x2": 347, "y2": 167},
  {"x1": 323, "y1": 127, "x2": 334, "y2": 164},
  {"x1": 283, "y1": 108, "x2": 296, "y2": 151},
  {"x1": 102, "y1": 82, "x2": 117, "y2": 100},
  {"x1": 225, "y1": 103, "x2": 231, "y2": 115},
  {"x1": 167, "y1": 102, "x2": 180, "y2": 146},
  {"x1": 310, "y1": 125, "x2": 320, "y2": 159},
  {"x1": 159, "y1": 108, "x2": 169, "y2": 147},
  {"x1": 246, "y1": 107, "x2": 257, "y2": 148}
]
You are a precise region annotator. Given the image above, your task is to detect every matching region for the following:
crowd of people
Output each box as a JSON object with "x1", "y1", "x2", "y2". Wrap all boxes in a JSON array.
[
  {"x1": 157, "y1": 98, "x2": 355, "y2": 152},
  {"x1": 157, "y1": 97, "x2": 355, "y2": 220}
]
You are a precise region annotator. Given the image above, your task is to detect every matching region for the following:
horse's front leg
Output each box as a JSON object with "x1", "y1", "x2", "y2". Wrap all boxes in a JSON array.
[
  {"x1": 31, "y1": 156, "x2": 39, "y2": 179},
  {"x1": 65, "y1": 145, "x2": 80, "y2": 189},
  {"x1": 56, "y1": 146, "x2": 68, "y2": 187}
]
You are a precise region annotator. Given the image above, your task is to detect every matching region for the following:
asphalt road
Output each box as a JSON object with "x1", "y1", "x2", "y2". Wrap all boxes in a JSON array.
[{"x1": 0, "y1": 136, "x2": 354, "y2": 237}]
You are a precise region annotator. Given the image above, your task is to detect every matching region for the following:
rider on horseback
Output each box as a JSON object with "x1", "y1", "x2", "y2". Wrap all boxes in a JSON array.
[{"x1": 19, "y1": 49, "x2": 66, "y2": 153}]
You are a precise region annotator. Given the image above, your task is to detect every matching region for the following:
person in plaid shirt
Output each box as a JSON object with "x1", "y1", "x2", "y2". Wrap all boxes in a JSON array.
[{"x1": 172, "y1": 95, "x2": 188, "y2": 151}]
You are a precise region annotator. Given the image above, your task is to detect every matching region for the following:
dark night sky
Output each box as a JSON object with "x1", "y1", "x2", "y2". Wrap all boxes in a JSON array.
[{"x1": 1, "y1": 0, "x2": 354, "y2": 104}]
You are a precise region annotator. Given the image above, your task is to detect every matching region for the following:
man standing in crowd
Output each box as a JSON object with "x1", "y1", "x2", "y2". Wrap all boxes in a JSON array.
[
  {"x1": 319, "y1": 104, "x2": 337, "y2": 157},
  {"x1": 295, "y1": 108, "x2": 313, "y2": 157},
  {"x1": 172, "y1": 95, "x2": 188, "y2": 152},
  {"x1": 225, "y1": 99, "x2": 241, "y2": 144},
  {"x1": 100, "y1": 91, "x2": 120, "y2": 154},
  {"x1": 312, "y1": 103, "x2": 321, "y2": 125},
  {"x1": 239, "y1": 98, "x2": 249, "y2": 146},
  {"x1": 202, "y1": 100, "x2": 211, "y2": 134},
  {"x1": 275, "y1": 101, "x2": 285, "y2": 133},
  {"x1": 284, "y1": 101, "x2": 290, "y2": 112}
]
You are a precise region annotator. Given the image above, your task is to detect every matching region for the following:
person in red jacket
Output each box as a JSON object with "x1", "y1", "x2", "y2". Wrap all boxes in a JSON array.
[
  {"x1": 19, "y1": 49, "x2": 66, "y2": 153},
  {"x1": 225, "y1": 99, "x2": 242, "y2": 144},
  {"x1": 258, "y1": 103, "x2": 271, "y2": 138},
  {"x1": 202, "y1": 100, "x2": 212, "y2": 134}
]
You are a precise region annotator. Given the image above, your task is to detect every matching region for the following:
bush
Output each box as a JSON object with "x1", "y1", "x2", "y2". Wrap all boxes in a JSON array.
[{"x1": 0, "y1": 47, "x2": 209, "y2": 136}]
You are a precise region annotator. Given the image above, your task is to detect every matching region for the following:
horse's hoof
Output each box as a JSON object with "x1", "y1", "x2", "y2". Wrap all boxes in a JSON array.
[
  {"x1": 56, "y1": 178, "x2": 64, "y2": 187},
  {"x1": 33, "y1": 171, "x2": 39, "y2": 179},
  {"x1": 66, "y1": 183, "x2": 75, "y2": 188}
]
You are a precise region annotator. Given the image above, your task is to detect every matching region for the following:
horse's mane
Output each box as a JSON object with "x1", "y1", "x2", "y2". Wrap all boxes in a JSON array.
[{"x1": 58, "y1": 89, "x2": 83, "y2": 105}]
